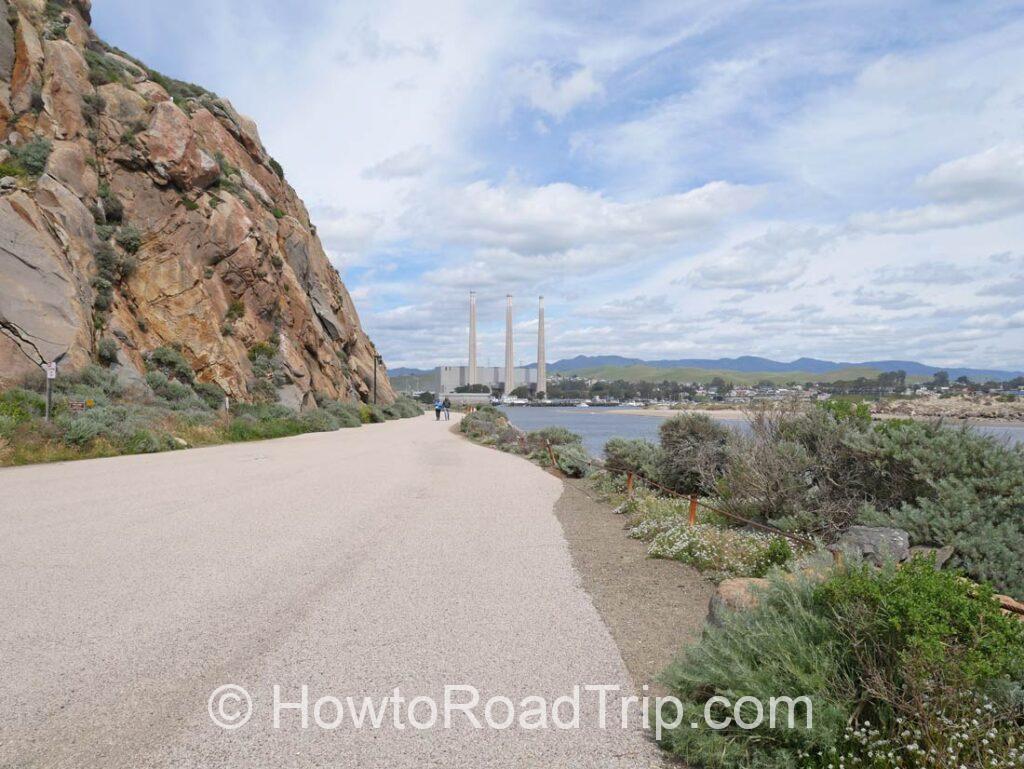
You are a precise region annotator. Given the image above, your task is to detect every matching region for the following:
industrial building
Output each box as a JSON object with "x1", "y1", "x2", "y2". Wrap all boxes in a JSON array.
[{"x1": 434, "y1": 293, "x2": 547, "y2": 399}]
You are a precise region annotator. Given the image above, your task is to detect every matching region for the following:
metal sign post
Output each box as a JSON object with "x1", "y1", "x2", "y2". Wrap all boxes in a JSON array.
[
  {"x1": 44, "y1": 361, "x2": 57, "y2": 421},
  {"x1": 373, "y1": 353, "x2": 383, "y2": 405}
]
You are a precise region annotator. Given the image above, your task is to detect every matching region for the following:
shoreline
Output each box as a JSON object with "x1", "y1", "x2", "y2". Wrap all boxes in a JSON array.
[
  {"x1": 607, "y1": 408, "x2": 747, "y2": 420},
  {"x1": 607, "y1": 407, "x2": 1024, "y2": 429}
]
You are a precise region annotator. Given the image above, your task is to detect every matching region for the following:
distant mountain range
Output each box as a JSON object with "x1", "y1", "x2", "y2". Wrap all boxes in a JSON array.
[{"x1": 392, "y1": 356, "x2": 1024, "y2": 382}]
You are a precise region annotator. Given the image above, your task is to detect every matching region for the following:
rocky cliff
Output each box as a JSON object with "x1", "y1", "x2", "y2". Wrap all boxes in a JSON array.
[{"x1": 0, "y1": 0, "x2": 395, "y2": 407}]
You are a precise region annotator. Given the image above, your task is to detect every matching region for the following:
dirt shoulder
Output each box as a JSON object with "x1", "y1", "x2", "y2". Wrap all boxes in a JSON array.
[{"x1": 552, "y1": 479, "x2": 714, "y2": 695}]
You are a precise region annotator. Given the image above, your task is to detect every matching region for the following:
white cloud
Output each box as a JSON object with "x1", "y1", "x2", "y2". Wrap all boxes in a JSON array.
[
  {"x1": 361, "y1": 145, "x2": 434, "y2": 179},
  {"x1": 309, "y1": 206, "x2": 385, "y2": 266},
  {"x1": 760, "y1": 20, "x2": 1024, "y2": 200},
  {"x1": 685, "y1": 226, "x2": 826, "y2": 292},
  {"x1": 871, "y1": 261, "x2": 976, "y2": 285},
  {"x1": 506, "y1": 61, "x2": 604, "y2": 120},
  {"x1": 408, "y1": 179, "x2": 761, "y2": 256},
  {"x1": 919, "y1": 144, "x2": 1024, "y2": 203},
  {"x1": 850, "y1": 287, "x2": 930, "y2": 311},
  {"x1": 849, "y1": 144, "x2": 1024, "y2": 234}
]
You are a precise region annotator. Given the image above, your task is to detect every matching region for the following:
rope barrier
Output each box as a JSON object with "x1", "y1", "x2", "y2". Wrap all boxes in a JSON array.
[{"x1": 544, "y1": 440, "x2": 819, "y2": 552}]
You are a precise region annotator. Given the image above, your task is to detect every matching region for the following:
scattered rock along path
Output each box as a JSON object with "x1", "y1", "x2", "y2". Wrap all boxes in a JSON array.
[{"x1": 1, "y1": 414, "x2": 668, "y2": 768}]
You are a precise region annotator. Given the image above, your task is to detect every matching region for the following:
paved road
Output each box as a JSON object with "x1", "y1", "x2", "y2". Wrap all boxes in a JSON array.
[{"x1": 0, "y1": 414, "x2": 664, "y2": 768}]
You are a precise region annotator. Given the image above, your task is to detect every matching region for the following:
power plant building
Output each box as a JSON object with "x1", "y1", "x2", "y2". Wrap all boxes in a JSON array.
[{"x1": 434, "y1": 293, "x2": 548, "y2": 398}]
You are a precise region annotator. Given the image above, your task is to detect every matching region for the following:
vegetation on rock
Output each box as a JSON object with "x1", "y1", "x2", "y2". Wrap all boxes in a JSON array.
[{"x1": 0, "y1": 367, "x2": 422, "y2": 467}]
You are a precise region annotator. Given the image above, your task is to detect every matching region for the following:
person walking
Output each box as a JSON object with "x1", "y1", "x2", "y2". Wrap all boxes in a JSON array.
[
  {"x1": 442, "y1": 396, "x2": 451, "y2": 421},
  {"x1": 434, "y1": 396, "x2": 443, "y2": 421}
]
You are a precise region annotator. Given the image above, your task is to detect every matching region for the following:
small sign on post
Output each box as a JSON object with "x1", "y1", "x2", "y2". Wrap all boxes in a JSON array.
[{"x1": 43, "y1": 361, "x2": 57, "y2": 421}]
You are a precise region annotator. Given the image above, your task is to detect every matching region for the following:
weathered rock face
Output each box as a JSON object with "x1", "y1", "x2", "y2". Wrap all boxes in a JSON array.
[{"x1": 0, "y1": 3, "x2": 394, "y2": 405}]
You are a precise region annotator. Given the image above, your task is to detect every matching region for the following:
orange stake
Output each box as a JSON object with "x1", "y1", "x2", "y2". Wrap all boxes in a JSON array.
[
  {"x1": 689, "y1": 495, "x2": 698, "y2": 525},
  {"x1": 626, "y1": 472, "x2": 634, "y2": 497}
]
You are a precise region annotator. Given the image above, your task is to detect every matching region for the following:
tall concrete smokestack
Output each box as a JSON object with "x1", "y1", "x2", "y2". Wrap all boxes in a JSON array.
[
  {"x1": 468, "y1": 291, "x2": 477, "y2": 385},
  {"x1": 537, "y1": 296, "x2": 546, "y2": 398},
  {"x1": 505, "y1": 294, "x2": 514, "y2": 395}
]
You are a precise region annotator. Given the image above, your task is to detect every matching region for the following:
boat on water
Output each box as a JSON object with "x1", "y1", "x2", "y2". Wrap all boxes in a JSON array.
[{"x1": 575, "y1": 402, "x2": 590, "y2": 408}]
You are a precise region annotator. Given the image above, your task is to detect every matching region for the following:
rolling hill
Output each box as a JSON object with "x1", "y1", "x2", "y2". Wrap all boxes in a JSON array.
[{"x1": 538, "y1": 356, "x2": 1022, "y2": 382}]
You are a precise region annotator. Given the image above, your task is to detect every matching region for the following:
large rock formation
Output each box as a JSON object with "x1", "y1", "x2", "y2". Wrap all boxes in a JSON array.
[{"x1": 0, "y1": 0, "x2": 395, "y2": 407}]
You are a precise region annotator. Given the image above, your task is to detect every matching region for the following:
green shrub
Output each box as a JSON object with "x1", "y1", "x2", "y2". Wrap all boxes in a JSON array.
[
  {"x1": 224, "y1": 299, "x2": 245, "y2": 322},
  {"x1": 603, "y1": 437, "x2": 662, "y2": 480},
  {"x1": 553, "y1": 443, "x2": 591, "y2": 478},
  {"x1": 115, "y1": 224, "x2": 142, "y2": 254},
  {"x1": 54, "y1": 364, "x2": 123, "y2": 399},
  {"x1": 526, "y1": 426, "x2": 581, "y2": 450},
  {"x1": 858, "y1": 421, "x2": 1024, "y2": 597},
  {"x1": 659, "y1": 560, "x2": 1024, "y2": 768},
  {"x1": 299, "y1": 409, "x2": 340, "y2": 432},
  {"x1": 82, "y1": 92, "x2": 105, "y2": 124},
  {"x1": 460, "y1": 407, "x2": 505, "y2": 437},
  {"x1": 84, "y1": 49, "x2": 125, "y2": 86},
  {"x1": 145, "y1": 371, "x2": 199, "y2": 406},
  {"x1": 817, "y1": 558, "x2": 1024, "y2": 688},
  {"x1": 715, "y1": 407, "x2": 869, "y2": 538},
  {"x1": 62, "y1": 415, "x2": 103, "y2": 445},
  {"x1": 379, "y1": 398, "x2": 422, "y2": 420},
  {"x1": 123, "y1": 428, "x2": 176, "y2": 454},
  {"x1": 818, "y1": 398, "x2": 871, "y2": 429},
  {"x1": 146, "y1": 346, "x2": 195, "y2": 383},
  {"x1": 54, "y1": 404, "x2": 177, "y2": 452},
  {"x1": 658, "y1": 413, "x2": 731, "y2": 495},
  {"x1": 226, "y1": 413, "x2": 305, "y2": 442},
  {"x1": 146, "y1": 67, "x2": 215, "y2": 105},
  {"x1": 321, "y1": 401, "x2": 362, "y2": 428},
  {"x1": 0, "y1": 388, "x2": 47, "y2": 422},
  {"x1": 11, "y1": 137, "x2": 53, "y2": 177},
  {"x1": 660, "y1": 575, "x2": 853, "y2": 768},
  {"x1": 247, "y1": 341, "x2": 278, "y2": 361},
  {"x1": 389, "y1": 396, "x2": 423, "y2": 418},
  {"x1": 358, "y1": 403, "x2": 386, "y2": 423},
  {"x1": 95, "y1": 224, "x2": 116, "y2": 241},
  {"x1": 269, "y1": 157, "x2": 284, "y2": 179},
  {"x1": 0, "y1": 160, "x2": 24, "y2": 178},
  {"x1": 215, "y1": 150, "x2": 239, "y2": 180},
  {"x1": 0, "y1": 414, "x2": 19, "y2": 438},
  {"x1": 192, "y1": 381, "x2": 225, "y2": 410},
  {"x1": 96, "y1": 337, "x2": 118, "y2": 365}
]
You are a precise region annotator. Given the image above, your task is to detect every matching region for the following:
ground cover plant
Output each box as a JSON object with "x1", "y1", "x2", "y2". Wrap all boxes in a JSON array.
[
  {"x1": 658, "y1": 559, "x2": 1024, "y2": 769},
  {"x1": 0, "y1": 359, "x2": 422, "y2": 466}
]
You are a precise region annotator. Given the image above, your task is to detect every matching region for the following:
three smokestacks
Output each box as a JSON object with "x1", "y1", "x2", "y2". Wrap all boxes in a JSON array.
[{"x1": 467, "y1": 293, "x2": 546, "y2": 394}]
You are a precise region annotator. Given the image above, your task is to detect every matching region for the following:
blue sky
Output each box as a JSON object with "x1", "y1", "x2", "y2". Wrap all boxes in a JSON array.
[{"x1": 93, "y1": 0, "x2": 1024, "y2": 370}]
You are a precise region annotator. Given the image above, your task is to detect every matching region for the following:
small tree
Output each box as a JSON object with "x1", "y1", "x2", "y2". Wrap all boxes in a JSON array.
[{"x1": 657, "y1": 413, "x2": 731, "y2": 495}]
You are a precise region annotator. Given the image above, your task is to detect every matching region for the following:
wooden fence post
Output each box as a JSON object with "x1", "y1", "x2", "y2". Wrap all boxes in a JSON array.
[
  {"x1": 546, "y1": 441, "x2": 557, "y2": 469},
  {"x1": 688, "y1": 495, "x2": 698, "y2": 525},
  {"x1": 626, "y1": 472, "x2": 634, "y2": 498}
]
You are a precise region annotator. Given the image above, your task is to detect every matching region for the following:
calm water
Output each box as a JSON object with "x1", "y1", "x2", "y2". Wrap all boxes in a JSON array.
[{"x1": 499, "y1": 407, "x2": 1024, "y2": 457}]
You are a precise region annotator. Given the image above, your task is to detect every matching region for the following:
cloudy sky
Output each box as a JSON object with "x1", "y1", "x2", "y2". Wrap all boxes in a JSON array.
[{"x1": 93, "y1": 0, "x2": 1024, "y2": 371}]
